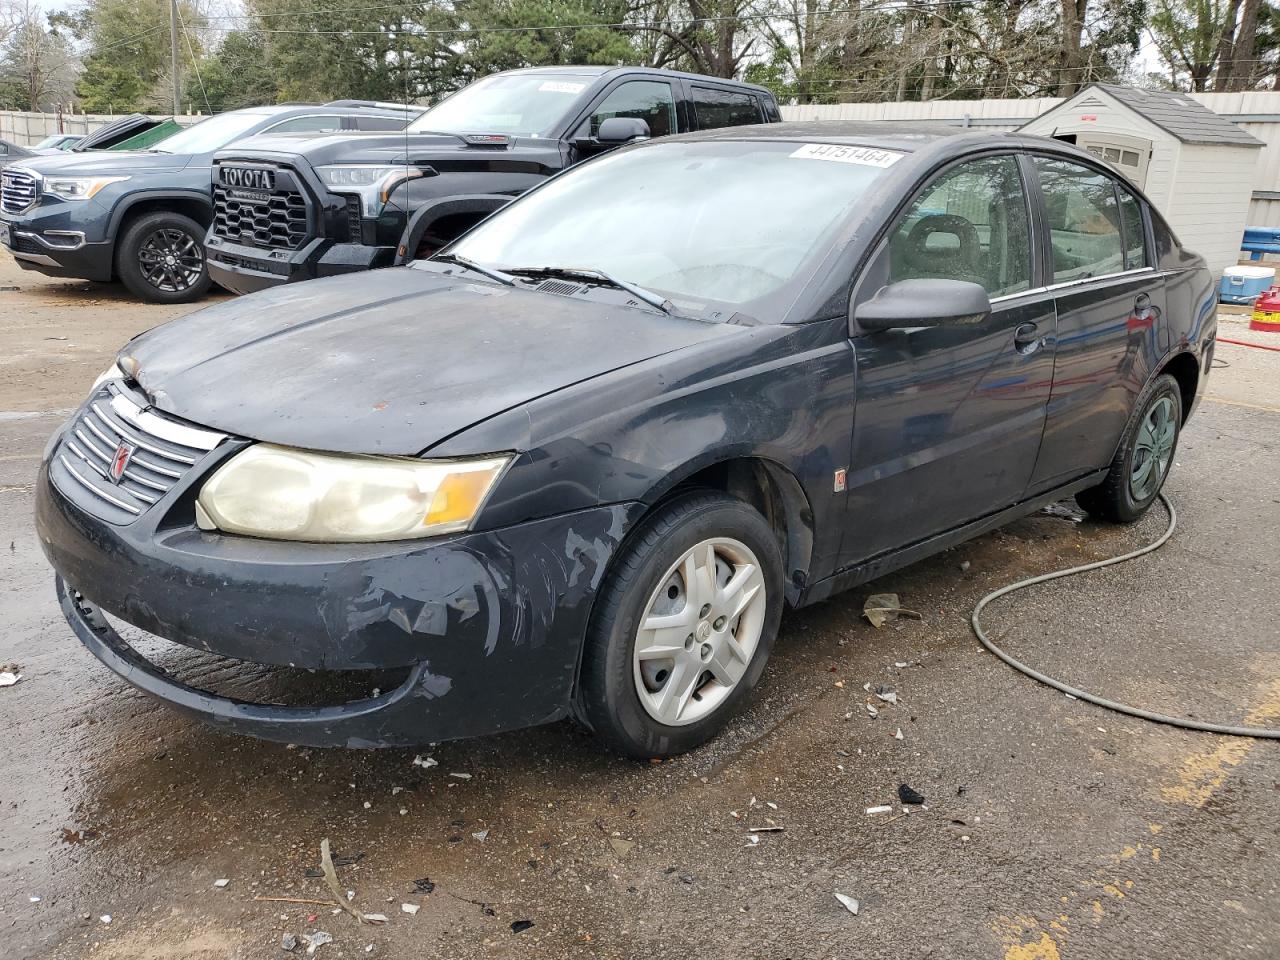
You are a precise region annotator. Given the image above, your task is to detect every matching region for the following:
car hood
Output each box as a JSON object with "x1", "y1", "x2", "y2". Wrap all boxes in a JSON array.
[
  {"x1": 15, "y1": 150, "x2": 190, "y2": 176},
  {"x1": 218, "y1": 131, "x2": 544, "y2": 168},
  {"x1": 126, "y1": 268, "x2": 741, "y2": 455}
]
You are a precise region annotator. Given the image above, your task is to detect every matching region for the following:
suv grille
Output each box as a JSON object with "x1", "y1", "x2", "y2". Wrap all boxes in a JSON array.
[
  {"x1": 53, "y1": 386, "x2": 225, "y2": 523},
  {"x1": 1, "y1": 169, "x2": 37, "y2": 214},
  {"x1": 212, "y1": 183, "x2": 309, "y2": 250}
]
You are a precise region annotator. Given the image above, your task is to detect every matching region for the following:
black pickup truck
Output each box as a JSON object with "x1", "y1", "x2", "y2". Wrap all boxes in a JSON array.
[{"x1": 206, "y1": 66, "x2": 781, "y2": 294}]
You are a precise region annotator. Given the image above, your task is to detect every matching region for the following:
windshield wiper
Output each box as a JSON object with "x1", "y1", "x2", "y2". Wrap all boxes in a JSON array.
[
  {"x1": 507, "y1": 266, "x2": 675, "y2": 314},
  {"x1": 432, "y1": 253, "x2": 514, "y2": 286}
]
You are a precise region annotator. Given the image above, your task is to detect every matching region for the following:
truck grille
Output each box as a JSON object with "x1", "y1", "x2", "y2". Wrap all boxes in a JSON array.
[
  {"x1": 52, "y1": 386, "x2": 226, "y2": 523},
  {"x1": 1, "y1": 168, "x2": 38, "y2": 213},
  {"x1": 212, "y1": 184, "x2": 309, "y2": 250},
  {"x1": 345, "y1": 195, "x2": 363, "y2": 242}
]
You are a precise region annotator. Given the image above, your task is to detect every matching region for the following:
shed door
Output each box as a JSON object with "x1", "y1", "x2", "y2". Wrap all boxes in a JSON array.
[{"x1": 1071, "y1": 133, "x2": 1152, "y2": 190}]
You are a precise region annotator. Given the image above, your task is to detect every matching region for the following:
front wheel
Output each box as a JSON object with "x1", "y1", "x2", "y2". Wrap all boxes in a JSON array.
[
  {"x1": 578, "y1": 492, "x2": 784, "y2": 759},
  {"x1": 1076, "y1": 373, "x2": 1183, "y2": 522},
  {"x1": 116, "y1": 211, "x2": 211, "y2": 304}
]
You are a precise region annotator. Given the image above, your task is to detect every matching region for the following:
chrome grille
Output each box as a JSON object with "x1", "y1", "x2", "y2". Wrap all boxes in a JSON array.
[
  {"x1": 52, "y1": 387, "x2": 225, "y2": 522},
  {"x1": 1, "y1": 168, "x2": 37, "y2": 214},
  {"x1": 212, "y1": 183, "x2": 309, "y2": 250}
]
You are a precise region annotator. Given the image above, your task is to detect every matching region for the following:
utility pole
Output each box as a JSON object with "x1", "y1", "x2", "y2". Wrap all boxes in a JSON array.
[{"x1": 169, "y1": 0, "x2": 181, "y2": 115}]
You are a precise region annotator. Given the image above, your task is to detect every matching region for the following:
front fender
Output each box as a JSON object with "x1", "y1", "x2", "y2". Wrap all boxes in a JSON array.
[
  {"x1": 106, "y1": 189, "x2": 214, "y2": 240},
  {"x1": 393, "y1": 194, "x2": 512, "y2": 265}
]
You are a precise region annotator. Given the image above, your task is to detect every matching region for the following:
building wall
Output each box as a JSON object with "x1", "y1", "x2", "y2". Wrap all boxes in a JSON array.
[
  {"x1": 0, "y1": 111, "x2": 199, "y2": 145},
  {"x1": 1162, "y1": 143, "x2": 1260, "y2": 275}
]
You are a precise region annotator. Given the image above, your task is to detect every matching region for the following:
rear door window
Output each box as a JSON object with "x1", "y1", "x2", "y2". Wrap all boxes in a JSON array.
[
  {"x1": 577, "y1": 81, "x2": 676, "y2": 139},
  {"x1": 353, "y1": 114, "x2": 408, "y2": 131},
  {"x1": 265, "y1": 115, "x2": 344, "y2": 134},
  {"x1": 1117, "y1": 185, "x2": 1148, "y2": 270},
  {"x1": 691, "y1": 86, "x2": 764, "y2": 129},
  {"x1": 1032, "y1": 157, "x2": 1125, "y2": 283}
]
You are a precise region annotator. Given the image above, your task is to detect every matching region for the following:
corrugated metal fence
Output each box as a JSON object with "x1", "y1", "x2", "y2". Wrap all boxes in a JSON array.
[
  {"x1": 1, "y1": 110, "x2": 198, "y2": 146},
  {"x1": 781, "y1": 92, "x2": 1280, "y2": 227}
]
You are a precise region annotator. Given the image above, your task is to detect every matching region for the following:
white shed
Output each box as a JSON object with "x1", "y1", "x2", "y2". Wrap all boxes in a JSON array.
[{"x1": 1019, "y1": 83, "x2": 1263, "y2": 278}]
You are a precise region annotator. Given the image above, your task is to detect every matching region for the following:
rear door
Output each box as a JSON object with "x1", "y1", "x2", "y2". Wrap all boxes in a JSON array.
[
  {"x1": 688, "y1": 84, "x2": 766, "y2": 131},
  {"x1": 1024, "y1": 155, "x2": 1165, "y2": 492},
  {"x1": 844, "y1": 152, "x2": 1057, "y2": 561}
]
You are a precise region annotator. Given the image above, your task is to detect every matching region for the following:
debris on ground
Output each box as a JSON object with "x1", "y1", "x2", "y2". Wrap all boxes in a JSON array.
[
  {"x1": 450, "y1": 772, "x2": 473, "y2": 780},
  {"x1": 874, "y1": 685, "x2": 898, "y2": 705},
  {"x1": 1042, "y1": 500, "x2": 1087, "y2": 523},
  {"x1": 862, "y1": 593, "x2": 923, "y2": 628},
  {"x1": 29, "y1": 895, "x2": 41, "y2": 903},
  {"x1": 745, "y1": 834, "x2": 760, "y2": 847},
  {"x1": 99, "y1": 915, "x2": 112, "y2": 924},
  {"x1": 898, "y1": 784, "x2": 926, "y2": 805},
  {"x1": 894, "y1": 728, "x2": 904, "y2": 740},
  {"x1": 866, "y1": 703, "x2": 879, "y2": 718},
  {"x1": 959, "y1": 560, "x2": 971, "y2": 572},
  {"x1": 319, "y1": 839, "x2": 366, "y2": 924},
  {"x1": 511, "y1": 920, "x2": 535, "y2": 933},
  {"x1": 281, "y1": 933, "x2": 299, "y2": 952},
  {"x1": 0, "y1": 669, "x2": 22, "y2": 687},
  {"x1": 364, "y1": 913, "x2": 388, "y2": 923},
  {"x1": 411, "y1": 755, "x2": 437, "y2": 769},
  {"x1": 865, "y1": 805, "x2": 893, "y2": 815},
  {"x1": 413, "y1": 878, "x2": 435, "y2": 893},
  {"x1": 472, "y1": 829, "x2": 489, "y2": 842},
  {"x1": 609, "y1": 837, "x2": 635, "y2": 857},
  {"x1": 401, "y1": 903, "x2": 420, "y2": 916},
  {"x1": 834, "y1": 892, "x2": 860, "y2": 915},
  {"x1": 304, "y1": 931, "x2": 332, "y2": 955}
]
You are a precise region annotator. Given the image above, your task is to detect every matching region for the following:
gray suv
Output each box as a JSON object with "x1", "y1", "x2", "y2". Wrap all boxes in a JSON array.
[{"x1": 0, "y1": 102, "x2": 420, "y2": 303}]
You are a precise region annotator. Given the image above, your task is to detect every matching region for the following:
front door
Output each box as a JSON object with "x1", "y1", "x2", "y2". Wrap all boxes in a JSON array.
[
  {"x1": 844, "y1": 153, "x2": 1057, "y2": 562},
  {"x1": 1025, "y1": 156, "x2": 1167, "y2": 491}
]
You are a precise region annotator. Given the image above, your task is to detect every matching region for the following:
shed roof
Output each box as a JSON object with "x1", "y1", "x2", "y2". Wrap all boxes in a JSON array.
[{"x1": 1029, "y1": 83, "x2": 1263, "y2": 147}]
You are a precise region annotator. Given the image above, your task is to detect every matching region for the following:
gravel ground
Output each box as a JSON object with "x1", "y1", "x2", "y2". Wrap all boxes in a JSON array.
[{"x1": 1, "y1": 257, "x2": 1278, "y2": 960}]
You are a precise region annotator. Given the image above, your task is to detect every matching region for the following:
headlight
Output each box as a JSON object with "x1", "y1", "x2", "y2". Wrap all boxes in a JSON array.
[
  {"x1": 315, "y1": 164, "x2": 424, "y2": 217},
  {"x1": 195, "y1": 444, "x2": 511, "y2": 542},
  {"x1": 91, "y1": 363, "x2": 124, "y2": 389},
  {"x1": 43, "y1": 175, "x2": 129, "y2": 201}
]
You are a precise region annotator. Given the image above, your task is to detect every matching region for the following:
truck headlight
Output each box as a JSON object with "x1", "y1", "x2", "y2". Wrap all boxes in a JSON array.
[
  {"x1": 195, "y1": 444, "x2": 511, "y2": 542},
  {"x1": 316, "y1": 164, "x2": 425, "y2": 217},
  {"x1": 43, "y1": 175, "x2": 129, "y2": 201}
]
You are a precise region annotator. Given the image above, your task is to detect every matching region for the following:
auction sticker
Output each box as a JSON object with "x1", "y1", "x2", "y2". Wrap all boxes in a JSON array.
[
  {"x1": 539, "y1": 81, "x2": 586, "y2": 94},
  {"x1": 790, "y1": 143, "x2": 902, "y2": 167}
]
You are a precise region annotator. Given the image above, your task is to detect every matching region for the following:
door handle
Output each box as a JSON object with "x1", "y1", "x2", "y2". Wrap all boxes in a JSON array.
[{"x1": 1013, "y1": 321, "x2": 1042, "y2": 351}]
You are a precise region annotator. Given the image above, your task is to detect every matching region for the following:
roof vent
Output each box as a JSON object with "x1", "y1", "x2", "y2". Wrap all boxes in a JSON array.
[{"x1": 536, "y1": 279, "x2": 586, "y2": 297}]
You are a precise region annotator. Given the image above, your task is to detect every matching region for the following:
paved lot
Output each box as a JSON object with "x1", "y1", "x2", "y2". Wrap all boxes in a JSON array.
[{"x1": 1, "y1": 257, "x2": 1278, "y2": 960}]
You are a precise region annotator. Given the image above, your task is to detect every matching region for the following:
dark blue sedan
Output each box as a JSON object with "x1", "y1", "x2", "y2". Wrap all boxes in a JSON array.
[{"x1": 36, "y1": 122, "x2": 1214, "y2": 757}]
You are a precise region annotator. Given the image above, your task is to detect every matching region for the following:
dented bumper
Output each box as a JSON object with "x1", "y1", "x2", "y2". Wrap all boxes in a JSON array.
[{"x1": 36, "y1": 465, "x2": 641, "y2": 747}]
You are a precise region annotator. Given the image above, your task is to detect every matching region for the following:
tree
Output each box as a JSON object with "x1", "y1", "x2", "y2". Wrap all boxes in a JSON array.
[
  {"x1": 0, "y1": 0, "x2": 78, "y2": 110},
  {"x1": 1150, "y1": 0, "x2": 1235, "y2": 90},
  {"x1": 68, "y1": 0, "x2": 200, "y2": 113}
]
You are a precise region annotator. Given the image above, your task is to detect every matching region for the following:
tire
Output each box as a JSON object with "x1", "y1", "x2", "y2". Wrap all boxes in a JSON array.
[
  {"x1": 578, "y1": 491, "x2": 785, "y2": 759},
  {"x1": 1076, "y1": 373, "x2": 1182, "y2": 523},
  {"x1": 115, "y1": 211, "x2": 211, "y2": 304}
]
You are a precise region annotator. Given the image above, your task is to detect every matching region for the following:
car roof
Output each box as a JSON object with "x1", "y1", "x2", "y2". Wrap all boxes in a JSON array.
[
  {"x1": 491, "y1": 65, "x2": 775, "y2": 96},
  {"x1": 669, "y1": 119, "x2": 1006, "y2": 150}
]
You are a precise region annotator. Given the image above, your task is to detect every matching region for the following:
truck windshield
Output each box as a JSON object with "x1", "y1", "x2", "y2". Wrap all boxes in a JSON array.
[
  {"x1": 407, "y1": 73, "x2": 591, "y2": 138},
  {"x1": 446, "y1": 140, "x2": 900, "y2": 313},
  {"x1": 147, "y1": 112, "x2": 271, "y2": 154}
]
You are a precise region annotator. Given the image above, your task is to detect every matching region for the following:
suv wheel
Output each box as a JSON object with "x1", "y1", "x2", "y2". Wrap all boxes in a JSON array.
[
  {"x1": 116, "y1": 211, "x2": 211, "y2": 304},
  {"x1": 578, "y1": 492, "x2": 784, "y2": 759}
]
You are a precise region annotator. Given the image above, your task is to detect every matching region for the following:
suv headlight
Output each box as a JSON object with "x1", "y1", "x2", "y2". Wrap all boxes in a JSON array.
[
  {"x1": 316, "y1": 164, "x2": 425, "y2": 217},
  {"x1": 43, "y1": 175, "x2": 129, "y2": 201},
  {"x1": 195, "y1": 444, "x2": 511, "y2": 542},
  {"x1": 91, "y1": 363, "x2": 124, "y2": 389}
]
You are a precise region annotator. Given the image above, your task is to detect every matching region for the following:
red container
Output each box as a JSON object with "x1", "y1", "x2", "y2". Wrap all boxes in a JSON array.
[{"x1": 1250, "y1": 286, "x2": 1280, "y2": 332}]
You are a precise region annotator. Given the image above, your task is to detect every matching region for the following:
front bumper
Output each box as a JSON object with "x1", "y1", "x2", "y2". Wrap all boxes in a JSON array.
[
  {"x1": 206, "y1": 236, "x2": 397, "y2": 295},
  {"x1": 36, "y1": 449, "x2": 640, "y2": 747},
  {"x1": 3, "y1": 227, "x2": 113, "y2": 281}
]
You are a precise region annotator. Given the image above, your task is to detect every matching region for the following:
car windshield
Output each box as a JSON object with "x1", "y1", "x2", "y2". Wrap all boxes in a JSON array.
[
  {"x1": 408, "y1": 73, "x2": 592, "y2": 138},
  {"x1": 147, "y1": 112, "x2": 271, "y2": 154},
  {"x1": 447, "y1": 140, "x2": 901, "y2": 314}
]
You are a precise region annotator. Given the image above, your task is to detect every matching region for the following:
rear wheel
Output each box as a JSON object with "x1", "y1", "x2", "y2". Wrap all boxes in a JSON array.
[
  {"x1": 1076, "y1": 373, "x2": 1182, "y2": 522},
  {"x1": 116, "y1": 211, "x2": 211, "y2": 304},
  {"x1": 578, "y1": 492, "x2": 784, "y2": 759}
]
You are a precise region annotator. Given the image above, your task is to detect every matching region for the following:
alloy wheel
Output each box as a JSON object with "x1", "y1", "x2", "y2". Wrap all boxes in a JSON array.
[
  {"x1": 632, "y1": 537, "x2": 767, "y2": 727},
  {"x1": 137, "y1": 228, "x2": 204, "y2": 293},
  {"x1": 1130, "y1": 395, "x2": 1176, "y2": 501}
]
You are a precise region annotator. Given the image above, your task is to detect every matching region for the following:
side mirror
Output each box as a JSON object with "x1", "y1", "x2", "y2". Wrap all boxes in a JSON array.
[
  {"x1": 598, "y1": 117, "x2": 650, "y2": 144},
  {"x1": 854, "y1": 278, "x2": 992, "y2": 332}
]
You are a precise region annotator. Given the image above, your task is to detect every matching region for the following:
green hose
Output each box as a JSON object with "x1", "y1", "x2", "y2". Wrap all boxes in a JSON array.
[{"x1": 971, "y1": 494, "x2": 1280, "y2": 739}]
